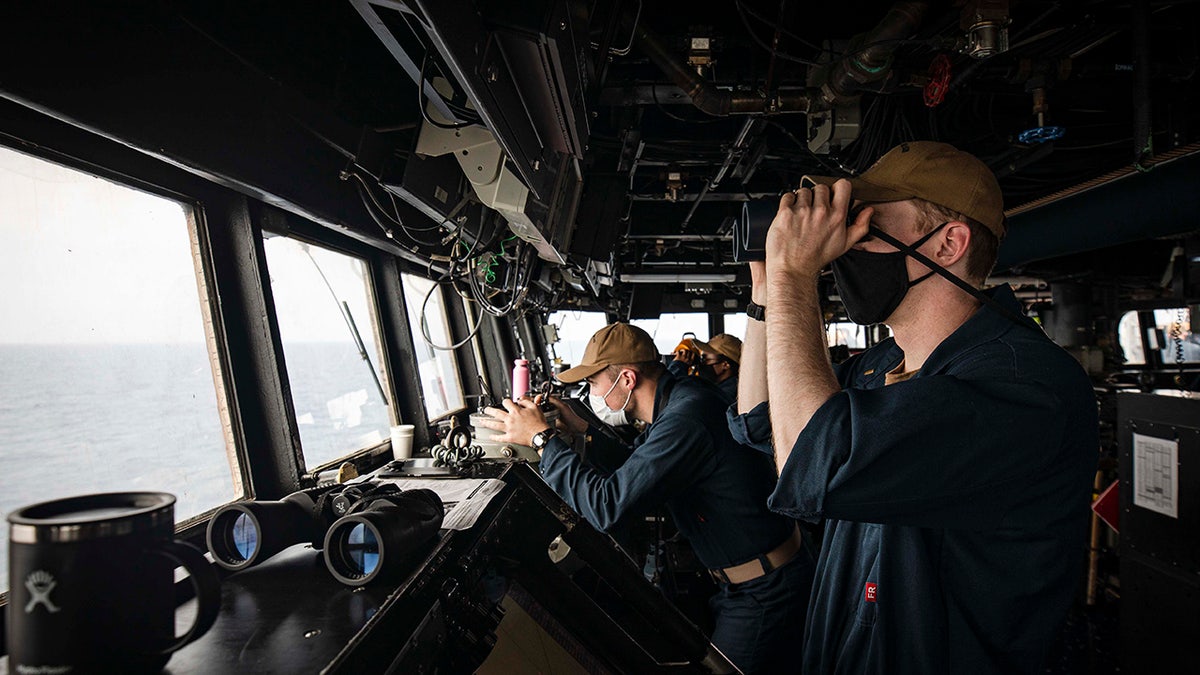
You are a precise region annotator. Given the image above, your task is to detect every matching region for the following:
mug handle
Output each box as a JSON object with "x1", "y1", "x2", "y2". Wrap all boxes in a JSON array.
[{"x1": 150, "y1": 540, "x2": 223, "y2": 654}]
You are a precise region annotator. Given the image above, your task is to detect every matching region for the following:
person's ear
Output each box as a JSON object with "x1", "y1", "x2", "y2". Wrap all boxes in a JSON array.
[{"x1": 937, "y1": 221, "x2": 971, "y2": 267}]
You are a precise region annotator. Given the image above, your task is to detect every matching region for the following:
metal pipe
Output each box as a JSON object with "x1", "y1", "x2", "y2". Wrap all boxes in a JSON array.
[
  {"x1": 678, "y1": 181, "x2": 713, "y2": 232},
  {"x1": 625, "y1": 234, "x2": 734, "y2": 241},
  {"x1": 1132, "y1": 0, "x2": 1153, "y2": 167},
  {"x1": 629, "y1": 15, "x2": 810, "y2": 116},
  {"x1": 997, "y1": 148, "x2": 1200, "y2": 270},
  {"x1": 820, "y1": 1, "x2": 930, "y2": 104},
  {"x1": 592, "y1": 0, "x2": 624, "y2": 98},
  {"x1": 1085, "y1": 471, "x2": 1105, "y2": 605},
  {"x1": 711, "y1": 117, "x2": 759, "y2": 188},
  {"x1": 679, "y1": 117, "x2": 759, "y2": 231},
  {"x1": 1085, "y1": 469, "x2": 1104, "y2": 606},
  {"x1": 630, "y1": 192, "x2": 775, "y2": 202},
  {"x1": 761, "y1": 0, "x2": 786, "y2": 101}
]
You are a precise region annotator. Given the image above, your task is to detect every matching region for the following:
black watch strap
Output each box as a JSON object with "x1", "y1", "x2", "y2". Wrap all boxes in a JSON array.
[
  {"x1": 746, "y1": 301, "x2": 766, "y2": 321},
  {"x1": 532, "y1": 427, "x2": 559, "y2": 449}
]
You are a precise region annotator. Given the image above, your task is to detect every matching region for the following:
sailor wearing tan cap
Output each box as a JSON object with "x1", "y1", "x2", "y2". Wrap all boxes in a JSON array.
[
  {"x1": 669, "y1": 333, "x2": 742, "y2": 402},
  {"x1": 478, "y1": 322, "x2": 814, "y2": 674},
  {"x1": 729, "y1": 141, "x2": 1098, "y2": 674}
]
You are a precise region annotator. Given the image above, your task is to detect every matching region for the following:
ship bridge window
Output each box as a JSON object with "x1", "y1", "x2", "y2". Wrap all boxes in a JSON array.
[
  {"x1": 0, "y1": 146, "x2": 238, "y2": 594},
  {"x1": 1117, "y1": 309, "x2": 1199, "y2": 367},
  {"x1": 549, "y1": 311, "x2": 608, "y2": 370},
  {"x1": 721, "y1": 315, "x2": 866, "y2": 348},
  {"x1": 827, "y1": 322, "x2": 869, "y2": 350},
  {"x1": 1118, "y1": 311, "x2": 1147, "y2": 365},
  {"x1": 1151, "y1": 308, "x2": 1199, "y2": 364},
  {"x1": 263, "y1": 236, "x2": 392, "y2": 469},
  {"x1": 401, "y1": 273, "x2": 466, "y2": 420},
  {"x1": 723, "y1": 313, "x2": 748, "y2": 341},
  {"x1": 632, "y1": 313, "x2": 710, "y2": 355}
]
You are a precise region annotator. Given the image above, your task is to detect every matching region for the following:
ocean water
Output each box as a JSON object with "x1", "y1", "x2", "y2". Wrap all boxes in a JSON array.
[{"x1": 0, "y1": 342, "x2": 391, "y2": 594}]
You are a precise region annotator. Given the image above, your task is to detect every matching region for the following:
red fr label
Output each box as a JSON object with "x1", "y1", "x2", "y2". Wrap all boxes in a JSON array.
[{"x1": 864, "y1": 582, "x2": 877, "y2": 603}]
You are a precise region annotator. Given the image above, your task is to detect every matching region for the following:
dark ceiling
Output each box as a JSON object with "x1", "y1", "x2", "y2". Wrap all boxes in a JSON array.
[{"x1": 4, "y1": 0, "x2": 1199, "y2": 317}]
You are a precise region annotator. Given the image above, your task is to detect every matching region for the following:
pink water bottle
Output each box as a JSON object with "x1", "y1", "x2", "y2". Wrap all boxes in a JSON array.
[{"x1": 512, "y1": 359, "x2": 530, "y2": 400}]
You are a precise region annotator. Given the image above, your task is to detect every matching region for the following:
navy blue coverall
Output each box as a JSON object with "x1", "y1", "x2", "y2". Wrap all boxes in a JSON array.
[
  {"x1": 540, "y1": 371, "x2": 814, "y2": 673},
  {"x1": 729, "y1": 285, "x2": 1098, "y2": 674}
]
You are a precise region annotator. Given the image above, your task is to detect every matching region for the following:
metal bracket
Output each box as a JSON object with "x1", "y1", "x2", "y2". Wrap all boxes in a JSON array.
[
  {"x1": 415, "y1": 83, "x2": 564, "y2": 264},
  {"x1": 807, "y1": 101, "x2": 862, "y2": 155}
]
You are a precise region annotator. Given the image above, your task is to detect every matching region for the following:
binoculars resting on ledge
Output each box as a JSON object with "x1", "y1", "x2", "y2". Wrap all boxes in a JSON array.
[{"x1": 206, "y1": 481, "x2": 444, "y2": 586}]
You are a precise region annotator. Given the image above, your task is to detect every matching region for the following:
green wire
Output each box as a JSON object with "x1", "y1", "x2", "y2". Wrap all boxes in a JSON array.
[{"x1": 479, "y1": 235, "x2": 517, "y2": 285}]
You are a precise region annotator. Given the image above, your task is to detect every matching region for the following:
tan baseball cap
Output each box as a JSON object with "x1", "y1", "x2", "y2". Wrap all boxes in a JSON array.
[
  {"x1": 693, "y1": 333, "x2": 742, "y2": 365},
  {"x1": 803, "y1": 141, "x2": 1005, "y2": 239},
  {"x1": 556, "y1": 323, "x2": 661, "y2": 383}
]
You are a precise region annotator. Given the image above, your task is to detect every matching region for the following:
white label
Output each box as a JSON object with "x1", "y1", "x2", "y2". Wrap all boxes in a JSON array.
[{"x1": 1133, "y1": 433, "x2": 1179, "y2": 519}]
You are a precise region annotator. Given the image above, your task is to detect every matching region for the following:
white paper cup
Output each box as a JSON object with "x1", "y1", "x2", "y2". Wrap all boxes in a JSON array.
[{"x1": 390, "y1": 424, "x2": 415, "y2": 460}]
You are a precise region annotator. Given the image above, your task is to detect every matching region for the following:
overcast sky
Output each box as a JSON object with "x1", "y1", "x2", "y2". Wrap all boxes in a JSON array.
[{"x1": 0, "y1": 145, "x2": 370, "y2": 345}]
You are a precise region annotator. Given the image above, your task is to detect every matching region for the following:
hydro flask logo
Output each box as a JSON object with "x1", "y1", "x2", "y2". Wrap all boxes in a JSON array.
[{"x1": 24, "y1": 570, "x2": 61, "y2": 614}]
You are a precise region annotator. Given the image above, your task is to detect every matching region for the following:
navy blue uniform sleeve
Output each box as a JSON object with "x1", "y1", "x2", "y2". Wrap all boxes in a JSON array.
[
  {"x1": 667, "y1": 359, "x2": 690, "y2": 378},
  {"x1": 728, "y1": 362, "x2": 853, "y2": 456},
  {"x1": 727, "y1": 401, "x2": 773, "y2": 455},
  {"x1": 770, "y1": 374, "x2": 1073, "y2": 529},
  {"x1": 579, "y1": 425, "x2": 634, "y2": 474},
  {"x1": 539, "y1": 411, "x2": 713, "y2": 533}
]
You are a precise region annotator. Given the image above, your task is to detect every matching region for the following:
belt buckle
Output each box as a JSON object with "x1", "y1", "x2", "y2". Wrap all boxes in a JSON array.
[{"x1": 709, "y1": 567, "x2": 730, "y2": 585}]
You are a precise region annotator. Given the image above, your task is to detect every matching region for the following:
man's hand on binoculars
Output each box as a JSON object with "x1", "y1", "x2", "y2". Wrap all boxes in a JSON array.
[
  {"x1": 767, "y1": 178, "x2": 873, "y2": 278},
  {"x1": 477, "y1": 397, "x2": 550, "y2": 448},
  {"x1": 673, "y1": 348, "x2": 697, "y2": 365},
  {"x1": 538, "y1": 394, "x2": 588, "y2": 435}
]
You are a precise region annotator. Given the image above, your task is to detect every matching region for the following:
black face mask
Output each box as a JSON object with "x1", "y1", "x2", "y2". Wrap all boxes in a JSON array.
[
  {"x1": 695, "y1": 362, "x2": 720, "y2": 383},
  {"x1": 831, "y1": 222, "x2": 948, "y2": 325}
]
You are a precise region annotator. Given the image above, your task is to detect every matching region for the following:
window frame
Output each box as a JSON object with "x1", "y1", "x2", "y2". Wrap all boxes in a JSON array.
[
  {"x1": 1110, "y1": 305, "x2": 1200, "y2": 372},
  {"x1": 441, "y1": 285, "x2": 489, "y2": 414},
  {"x1": 259, "y1": 221, "x2": 399, "y2": 475},
  {"x1": 0, "y1": 77, "x2": 457, "y2": 609},
  {"x1": 398, "y1": 271, "x2": 474, "y2": 423},
  {"x1": 0, "y1": 132, "x2": 265, "y2": 555},
  {"x1": 0, "y1": 141, "x2": 252, "y2": 525},
  {"x1": 0, "y1": 107, "x2": 435, "y2": 509}
]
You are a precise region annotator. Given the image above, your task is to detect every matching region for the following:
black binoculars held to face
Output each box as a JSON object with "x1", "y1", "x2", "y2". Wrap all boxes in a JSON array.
[
  {"x1": 734, "y1": 186, "x2": 867, "y2": 263},
  {"x1": 206, "y1": 481, "x2": 444, "y2": 586},
  {"x1": 734, "y1": 199, "x2": 777, "y2": 263}
]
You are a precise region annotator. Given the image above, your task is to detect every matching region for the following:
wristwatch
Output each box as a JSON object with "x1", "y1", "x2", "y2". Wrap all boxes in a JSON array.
[
  {"x1": 531, "y1": 427, "x2": 559, "y2": 451},
  {"x1": 746, "y1": 301, "x2": 766, "y2": 321}
]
